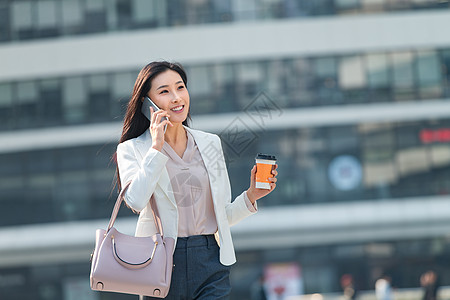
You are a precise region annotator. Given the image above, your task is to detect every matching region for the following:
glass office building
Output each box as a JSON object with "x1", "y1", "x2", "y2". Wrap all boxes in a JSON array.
[{"x1": 1, "y1": 0, "x2": 450, "y2": 299}]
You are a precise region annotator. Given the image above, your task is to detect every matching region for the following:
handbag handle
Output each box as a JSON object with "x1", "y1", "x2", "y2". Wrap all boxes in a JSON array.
[
  {"x1": 112, "y1": 236, "x2": 158, "y2": 269},
  {"x1": 106, "y1": 181, "x2": 163, "y2": 236}
]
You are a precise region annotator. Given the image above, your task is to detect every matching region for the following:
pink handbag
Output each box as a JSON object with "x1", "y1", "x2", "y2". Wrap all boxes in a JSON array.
[{"x1": 90, "y1": 182, "x2": 175, "y2": 298}]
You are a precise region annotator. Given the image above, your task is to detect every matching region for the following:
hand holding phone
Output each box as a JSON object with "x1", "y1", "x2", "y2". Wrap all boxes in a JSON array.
[
  {"x1": 141, "y1": 96, "x2": 167, "y2": 122},
  {"x1": 141, "y1": 96, "x2": 171, "y2": 151},
  {"x1": 141, "y1": 96, "x2": 168, "y2": 133}
]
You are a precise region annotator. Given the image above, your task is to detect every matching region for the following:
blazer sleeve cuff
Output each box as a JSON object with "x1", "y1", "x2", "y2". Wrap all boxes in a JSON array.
[{"x1": 243, "y1": 191, "x2": 258, "y2": 213}]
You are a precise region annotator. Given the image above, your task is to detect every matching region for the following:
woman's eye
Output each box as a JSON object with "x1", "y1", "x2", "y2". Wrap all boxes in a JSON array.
[
  {"x1": 178, "y1": 85, "x2": 185, "y2": 90},
  {"x1": 159, "y1": 90, "x2": 168, "y2": 94}
]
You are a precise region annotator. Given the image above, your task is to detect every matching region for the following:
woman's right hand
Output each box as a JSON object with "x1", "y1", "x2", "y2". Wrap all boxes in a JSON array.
[{"x1": 149, "y1": 107, "x2": 172, "y2": 151}]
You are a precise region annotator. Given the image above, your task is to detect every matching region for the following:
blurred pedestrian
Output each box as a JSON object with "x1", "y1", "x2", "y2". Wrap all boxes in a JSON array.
[
  {"x1": 421, "y1": 270, "x2": 439, "y2": 300},
  {"x1": 375, "y1": 275, "x2": 393, "y2": 300},
  {"x1": 341, "y1": 274, "x2": 357, "y2": 300}
]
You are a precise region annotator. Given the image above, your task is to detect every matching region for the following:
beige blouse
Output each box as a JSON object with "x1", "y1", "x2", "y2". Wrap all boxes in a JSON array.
[{"x1": 161, "y1": 130, "x2": 256, "y2": 237}]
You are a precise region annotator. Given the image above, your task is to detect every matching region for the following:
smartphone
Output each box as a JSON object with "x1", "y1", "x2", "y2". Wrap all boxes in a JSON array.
[
  {"x1": 141, "y1": 96, "x2": 167, "y2": 132},
  {"x1": 141, "y1": 96, "x2": 166, "y2": 121}
]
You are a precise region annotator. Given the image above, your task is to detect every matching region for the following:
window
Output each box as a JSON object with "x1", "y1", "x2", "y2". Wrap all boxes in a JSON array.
[
  {"x1": 416, "y1": 50, "x2": 443, "y2": 99},
  {"x1": 0, "y1": 175, "x2": 27, "y2": 226},
  {"x1": 63, "y1": 77, "x2": 87, "y2": 124},
  {"x1": 360, "y1": 123, "x2": 396, "y2": 195},
  {"x1": 394, "y1": 122, "x2": 432, "y2": 197},
  {"x1": 39, "y1": 78, "x2": 62, "y2": 126},
  {"x1": 311, "y1": 0, "x2": 335, "y2": 15},
  {"x1": 112, "y1": 72, "x2": 134, "y2": 98},
  {"x1": 328, "y1": 126, "x2": 359, "y2": 154},
  {"x1": 335, "y1": 0, "x2": 360, "y2": 14},
  {"x1": 361, "y1": 0, "x2": 385, "y2": 12},
  {"x1": 188, "y1": 65, "x2": 214, "y2": 114},
  {"x1": 0, "y1": 2, "x2": 10, "y2": 41},
  {"x1": 314, "y1": 57, "x2": 342, "y2": 105},
  {"x1": 443, "y1": 50, "x2": 450, "y2": 97},
  {"x1": 115, "y1": 0, "x2": 133, "y2": 29},
  {"x1": 260, "y1": 0, "x2": 284, "y2": 19},
  {"x1": 411, "y1": 0, "x2": 450, "y2": 9},
  {"x1": 36, "y1": 0, "x2": 58, "y2": 38},
  {"x1": 386, "y1": 0, "x2": 410, "y2": 10},
  {"x1": 27, "y1": 150, "x2": 56, "y2": 174},
  {"x1": 280, "y1": 0, "x2": 312, "y2": 17},
  {"x1": 212, "y1": 63, "x2": 236, "y2": 112},
  {"x1": 265, "y1": 60, "x2": 286, "y2": 103},
  {"x1": 188, "y1": 65, "x2": 212, "y2": 96},
  {"x1": 366, "y1": 53, "x2": 389, "y2": 87},
  {"x1": 231, "y1": 0, "x2": 257, "y2": 21},
  {"x1": 366, "y1": 53, "x2": 391, "y2": 102},
  {"x1": 11, "y1": 1, "x2": 34, "y2": 40},
  {"x1": 293, "y1": 127, "x2": 329, "y2": 203},
  {"x1": 236, "y1": 62, "x2": 264, "y2": 108},
  {"x1": 55, "y1": 171, "x2": 90, "y2": 221},
  {"x1": 88, "y1": 74, "x2": 111, "y2": 121},
  {"x1": 339, "y1": 55, "x2": 368, "y2": 103},
  {"x1": 112, "y1": 71, "x2": 135, "y2": 117},
  {"x1": 61, "y1": 0, "x2": 84, "y2": 35},
  {"x1": 0, "y1": 153, "x2": 24, "y2": 177},
  {"x1": 185, "y1": 0, "x2": 214, "y2": 24},
  {"x1": 16, "y1": 81, "x2": 38, "y2": 128},
  {"x1": 211, "y1": 0, "x2": 232, "y2": 22},
  {"x1": 391, "y1": 51, "x2": 416, "y2": 101},
  {"x1": 0, "y1": 82, "x2": 13, "y2": 129},
  {"x1": 84, "y1": 0, "x2": 107, "y2": 33},
  {"x1": 89, "y1": 73, "x2": 109, "y2": 92},
  {"x1": 132, "y1": 0, "x2": 164, "y2": 28},
  {"x1": 0, "y1": 82, "x2": 13, "y2": 107},
  {"x1": 167, "y1": 0, "x2": 187, "y2": 25},
  {"x1": 340, "y1": 56, "x2": 367, "y2": 90},
  {"x1": 287, "y1": 58, "x2": 315, "y2": 106}
]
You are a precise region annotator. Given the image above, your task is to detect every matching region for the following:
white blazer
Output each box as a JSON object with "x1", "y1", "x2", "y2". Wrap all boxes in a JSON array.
[{"x1": 116, "y1": 126, "x2": 256, "y2": 266}]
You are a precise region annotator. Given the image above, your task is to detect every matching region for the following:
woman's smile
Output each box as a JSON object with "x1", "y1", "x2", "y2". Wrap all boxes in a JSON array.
[{"x1": 170, "y1": 105, "x2": 184, "y2": 113}]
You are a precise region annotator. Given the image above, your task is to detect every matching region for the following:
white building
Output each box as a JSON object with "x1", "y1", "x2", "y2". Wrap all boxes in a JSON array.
[{"x1": 1, "y1": 1, "x2": 450, "y2": 299}]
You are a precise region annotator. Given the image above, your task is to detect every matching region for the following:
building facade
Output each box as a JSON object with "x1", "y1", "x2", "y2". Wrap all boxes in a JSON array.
[{"x1": 1, "y1": 0, "x2": 450, "y2": 299}]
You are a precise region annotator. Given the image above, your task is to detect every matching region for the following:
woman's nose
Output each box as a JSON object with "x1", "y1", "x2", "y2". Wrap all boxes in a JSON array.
[{"x1": 171, "y1": 92, "x2": 181, "y2": 102}]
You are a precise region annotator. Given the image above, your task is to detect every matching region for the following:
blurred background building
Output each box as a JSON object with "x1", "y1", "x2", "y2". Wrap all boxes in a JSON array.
[{"x1": 1, "y1": 0, "x2": 450, "y2": 299}]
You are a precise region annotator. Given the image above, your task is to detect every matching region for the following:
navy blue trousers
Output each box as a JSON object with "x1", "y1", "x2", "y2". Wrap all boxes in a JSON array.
[{"x1": 144, "y1": 235, "x2": 231, "y2": 300}]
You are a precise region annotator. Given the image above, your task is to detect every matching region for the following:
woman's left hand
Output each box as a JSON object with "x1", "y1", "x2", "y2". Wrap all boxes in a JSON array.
[{"x1": 246, "y1": 164, "x2": 278, "y2": 204}]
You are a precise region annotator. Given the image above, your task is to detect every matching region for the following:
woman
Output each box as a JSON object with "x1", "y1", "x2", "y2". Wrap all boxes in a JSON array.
[{"x1": 116, "y1": 61, "x2": 278, "y2": 299}]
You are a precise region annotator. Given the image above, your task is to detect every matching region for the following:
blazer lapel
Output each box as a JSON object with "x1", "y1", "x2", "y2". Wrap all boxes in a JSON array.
[
  {"x1": 134, "y1": 130, "x2": 152, "y2": 160},
  {"x1": 135, "y1": 131, "x2": 176, "y2": 207},
  {"x1": 185, "y1": 127, "x2": 222, "y2": 207}
]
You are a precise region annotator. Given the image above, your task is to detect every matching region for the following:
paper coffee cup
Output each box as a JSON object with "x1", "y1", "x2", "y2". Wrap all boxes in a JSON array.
[{"x1": 255, "y1": 153, "x2": 277, "y2": 189}]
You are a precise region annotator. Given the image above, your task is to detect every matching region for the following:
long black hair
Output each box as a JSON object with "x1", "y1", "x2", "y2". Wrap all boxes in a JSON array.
[{"x1": 114, "y1": 61, "x2": 191, "y2": 192}]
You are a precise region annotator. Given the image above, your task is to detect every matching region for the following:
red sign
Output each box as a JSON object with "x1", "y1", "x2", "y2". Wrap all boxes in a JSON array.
[{"x1": 420, "y1": 129, "x2": 450, "y2": 144}]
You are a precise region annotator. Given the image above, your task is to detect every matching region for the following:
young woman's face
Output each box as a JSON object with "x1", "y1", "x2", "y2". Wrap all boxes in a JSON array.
[{"x1": 147, "y1": 69, "x2": 190, "y2": 125}]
